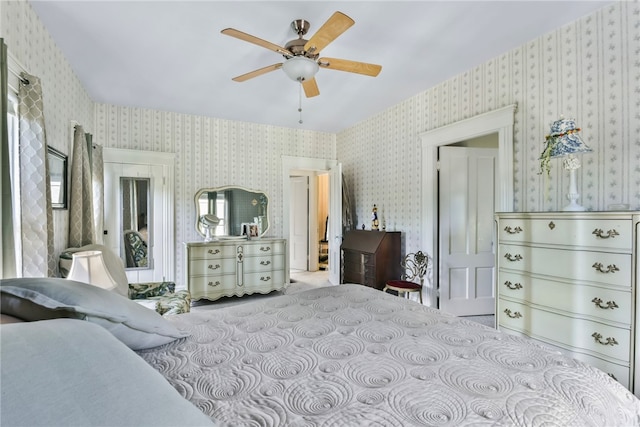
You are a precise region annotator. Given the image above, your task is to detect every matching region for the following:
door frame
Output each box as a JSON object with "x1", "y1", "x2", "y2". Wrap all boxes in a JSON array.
[
  {"x1": 103, "y1": 148, "x2": 175, "y2": 283},
  {"x1": 419, "y1": 104, "x2": 516, "y2": 307},
  {"x1": 282, "y1": 156, "x2": 339, "y2": 283}
]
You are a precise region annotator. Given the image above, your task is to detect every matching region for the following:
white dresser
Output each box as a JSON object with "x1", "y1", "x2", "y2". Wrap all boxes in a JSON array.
[
  {"x1": 184, "y1": 238, "x2": 287, "y2": 301},
  {"x1": 495, "y1": 211, "x2": 639, "y2": 395}
]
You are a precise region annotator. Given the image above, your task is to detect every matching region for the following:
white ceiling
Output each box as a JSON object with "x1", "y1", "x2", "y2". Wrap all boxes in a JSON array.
[{"x1": 29, "y1": 1, "x2": 611, "y2": 133}]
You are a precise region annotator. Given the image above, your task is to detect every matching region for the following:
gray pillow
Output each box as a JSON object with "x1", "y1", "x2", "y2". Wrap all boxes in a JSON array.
[
  {"x1": 1, "y1": 318, "x2": 216, "y2": 427},
  {"x1": 0, "y1": 278, "x2": 189, "y2": 350}
]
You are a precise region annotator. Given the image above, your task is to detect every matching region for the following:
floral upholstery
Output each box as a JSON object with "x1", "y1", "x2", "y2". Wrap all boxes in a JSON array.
[
  {"x1": 127, "y1": 282, "x2": 191, "y2": 315},
  {"x1": 128, "y1": 281, "x2": 176, "y2": 299},
  {"x1": 124, "y1": 230, "x2": 148, "y2": 268},
  {"x1": 60, "y1": 245, "x2": 190, "y2": 316}
]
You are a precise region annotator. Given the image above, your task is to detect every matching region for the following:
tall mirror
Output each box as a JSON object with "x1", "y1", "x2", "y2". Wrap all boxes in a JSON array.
[
  {"x1": 195, "y1": 186, "x2": 269, "y2": 239},
  {"x1": 121, "y1": 177, "x2": 151, "y2": 269}
]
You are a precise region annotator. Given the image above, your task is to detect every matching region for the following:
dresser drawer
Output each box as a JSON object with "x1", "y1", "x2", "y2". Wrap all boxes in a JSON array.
[
  {"x1": 498, "y1": 218, "x2": 632, "y2": 251},
  {"x1": 243, "y1": 255, "x2": 284, "y2": 272},
  {"x1": 498, "y1": 271, "x2": 632, "y2": 325},
  {"x1": 242, "y1": 241, "x2": 285, "y2": 256},
  {"x1": 242, "y1": 270, "x2": 285, "y2": 289},
  {"x1": 500, "y1": 327, "x2": 631, "y2": 389},
  {"x1": 189, "y1": 258, "x2": 237, "y2": 277},
  {"x1": 499, "y1": 299, "x2": 631, "y2": 363},
  {"x1": 188, "y1": 273, "x2": 237, "y2": 297},
  {"x1": 571, "y1": 352, "x2": 631, "y2": 390},
  {"x1": 187, "y1": 244, "x2": 236, "y2": 260},
  {"x1": 499, "y1": 244, "x2": 632, "y2": 288}
]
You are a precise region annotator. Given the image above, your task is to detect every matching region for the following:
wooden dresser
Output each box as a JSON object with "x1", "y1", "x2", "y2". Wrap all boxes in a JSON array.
[
  {"x1": 184, "y1": 238, "x2": 286, "y2": 301},
  {"x1": 341, "y1": 230, "x2": 401, "y2": 290},
  {"x1": 495, "y1": 211, "x2": 639, "y2": 396}
]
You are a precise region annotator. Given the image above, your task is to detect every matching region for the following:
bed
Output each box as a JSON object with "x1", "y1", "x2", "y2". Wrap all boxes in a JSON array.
[
  {"x1": 138, "y1": 284, "x2": 640, "y2": 426},
  {"x1": 1, "y1": 278, "x2": 639, "y2": 426}
]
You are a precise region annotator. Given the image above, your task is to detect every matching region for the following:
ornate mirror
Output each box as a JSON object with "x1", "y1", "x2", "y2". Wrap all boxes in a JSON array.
[{"x1": 195, "y1": 186, "x2": 269, "y2": 239}]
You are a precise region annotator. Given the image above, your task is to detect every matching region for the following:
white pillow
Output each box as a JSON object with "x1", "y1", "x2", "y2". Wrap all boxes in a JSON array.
[{"x1": 0, "y1": 278, "x2": 189, "y2": 350}]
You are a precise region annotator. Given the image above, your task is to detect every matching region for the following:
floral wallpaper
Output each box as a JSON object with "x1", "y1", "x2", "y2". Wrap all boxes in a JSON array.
[
  {"x1": 337, "y1": 1, "x2": 639, "y2": 256},
  {"x1": 93, "y1": 104, "x2": 335, "y2": 280},
  {"x1": 3, "y1": 0, "x2": 638, "y2": 279}
]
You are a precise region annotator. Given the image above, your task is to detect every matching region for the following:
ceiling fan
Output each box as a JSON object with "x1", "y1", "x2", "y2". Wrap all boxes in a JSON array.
[{"x1": 221, "y1": 11, "x2": 382, "y2": 98}]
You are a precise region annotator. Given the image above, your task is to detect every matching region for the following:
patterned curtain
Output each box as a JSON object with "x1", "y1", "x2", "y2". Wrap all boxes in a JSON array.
[
  {"x1": 68, "y1": 125, "x2": 94, "y2": 247},
  {"x1": 0, "y1": 38, "x2": 17, "y2": 278},
  {"x1": 18, "y1": 72, "x2": 55, "y2": 277},
  {"x1": 91, "y1": 141, "x2": 104, "y2": 244}
]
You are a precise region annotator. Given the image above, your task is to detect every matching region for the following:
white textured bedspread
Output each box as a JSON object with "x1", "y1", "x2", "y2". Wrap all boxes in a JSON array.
[{"x1": 138, "y1": 284, "x2": 640, "y2": 426}]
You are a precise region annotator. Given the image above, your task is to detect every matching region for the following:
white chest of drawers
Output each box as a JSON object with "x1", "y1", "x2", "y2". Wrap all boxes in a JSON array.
[
  {"x1": 184, "y1": 238, "x2": 287, "y2": 301},
  {"x1": 495, "y1": 212, "x2": 639, "y2": 396}
]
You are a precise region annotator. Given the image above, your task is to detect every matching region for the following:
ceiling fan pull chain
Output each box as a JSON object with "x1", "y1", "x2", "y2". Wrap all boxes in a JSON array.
[{"x1": 298, "y1": 78, "x2": 303, "y2": 124}]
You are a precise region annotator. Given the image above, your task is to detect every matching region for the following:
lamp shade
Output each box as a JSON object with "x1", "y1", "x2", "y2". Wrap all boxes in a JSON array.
[
  {"x1": 543, "y1": 117, "x2": 592, "y2": 159},
  {"x1": 67, "y1": 250, "x2": 118, "y2": 291},
  {"x1": 281, "y1": 56, "x2": 319, "y2": 82}
]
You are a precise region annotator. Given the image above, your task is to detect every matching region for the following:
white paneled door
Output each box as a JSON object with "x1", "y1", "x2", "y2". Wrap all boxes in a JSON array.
[
  {"x1": 328, "y1": 164, "x2": 343, "y2": 285},
  {"x1": 103, "y1": 149, "x2": 175, "y2": 284},
  {"x1": 289, "y1": 176, "x2": 309, "y2": 270},
  {"x1": 438, "y1": 146, "x2": 498, "y2": 316}
]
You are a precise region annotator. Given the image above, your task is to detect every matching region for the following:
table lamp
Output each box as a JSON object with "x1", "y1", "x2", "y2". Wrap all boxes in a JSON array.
[
  {"x1": 539, "y1": 117, "x2": 592, "y2": 211},
  {"x1": 67, "y1": 250, "x2": 118, "y2": 291}
]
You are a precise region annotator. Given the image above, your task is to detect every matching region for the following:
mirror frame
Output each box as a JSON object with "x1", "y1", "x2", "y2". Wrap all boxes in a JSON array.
[
  {"x1": 47, "y1": 146, "x2": 68, "y2": 210},
  {"x1": 194, "y1": 185, "x2": 270, "y2": 239}
]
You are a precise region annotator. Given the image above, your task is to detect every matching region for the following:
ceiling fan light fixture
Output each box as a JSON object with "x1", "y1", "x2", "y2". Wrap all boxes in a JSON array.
[{"x1": 282, "y1": 56, "x2": 319, "y2": 81}]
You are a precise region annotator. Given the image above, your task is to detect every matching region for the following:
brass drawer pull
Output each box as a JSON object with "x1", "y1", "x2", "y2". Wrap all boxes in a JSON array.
[
  {"x1": 207, "y1": 249, "x2": 220, "y2": 255},
  {"x1": 208, "y1": 264, "x2": 221, "y2": 270},
  {"x1": 260, "y1": 276, "x2": 271, "y2": 282},
  {"x1": 592, "y1": 228, "x2": 620, "y2": 239},
  {"x1": 591, "y1": 332, "x2": 618, "y2": 346},
  {"x1": 504, "y1": 309, "x2": 522, "y2": 319},
  {"x1": 548, "y1": 221, "x2": 555, "y2": 230},
  {"x1": 260, "y1": 246, "x2": 271, "y2": 252},
  {"x1": 504, "y1": 281, "x2": 523, "y2": 290},
  {"x1": 592, "y1": 263, "x2": 620, "y2": 274},
  {"x1": 504, "y1": 226, "x2": 522, "y2": 234},
  {"x1": 260, "y1": 260, "x2": 271, "y2": 266},
  {"x1": 591, "y1": 297, "x2": 619, "y2": 310},
  {"x1": 504, "y1": 253, "x2": 522, "y2": 262},
  {"x1": 207, "y1": 281, "x2": 221, "y2": 287}
]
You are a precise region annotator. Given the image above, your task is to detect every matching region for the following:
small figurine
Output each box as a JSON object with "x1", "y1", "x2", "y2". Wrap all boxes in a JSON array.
[
  {"x1": 371, "y1": 204, "x2": 379, "y2": 231},
  {"x1": 361, "y1": 223, "x2": 365, "y2": 230}
]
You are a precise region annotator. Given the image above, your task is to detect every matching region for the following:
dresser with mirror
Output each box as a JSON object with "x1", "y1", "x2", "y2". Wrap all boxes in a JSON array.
[{"x1": 184, "y1": 186, "x2": 287, "y2": 301}]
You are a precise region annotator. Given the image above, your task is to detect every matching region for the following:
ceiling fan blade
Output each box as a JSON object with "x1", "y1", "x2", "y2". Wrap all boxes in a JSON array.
[
  {"x1": 304, "y1": 12, "x2": 354, "y2": 54},
  {"x1": 232, "y1": 63, "x2": 283, "y2": 82},
  {"x1": 319, "y1": 57, "x2": 382, "y2": 77},
  {"x1": 221, "y1": 28, "x2": 292, "y2": 56},
  {"x1": 302, "y1": 78, "x2": 320, "y2": 98}
]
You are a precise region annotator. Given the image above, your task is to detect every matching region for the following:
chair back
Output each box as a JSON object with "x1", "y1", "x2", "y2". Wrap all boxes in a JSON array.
[{"x1": 401, "y1": 251, "x2": 431, "y2": 286}]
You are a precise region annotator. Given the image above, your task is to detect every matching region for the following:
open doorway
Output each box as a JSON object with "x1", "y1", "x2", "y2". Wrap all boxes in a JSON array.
[
  {"x1": 419, "y1": 105, "x2": 516, "y2": 311},
  {"x1": 288, "y1": 172, "x2": 329, "y2": 273},
  {"x1": 282, "y1": 156, "x2": 342, "y2": 285}
]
